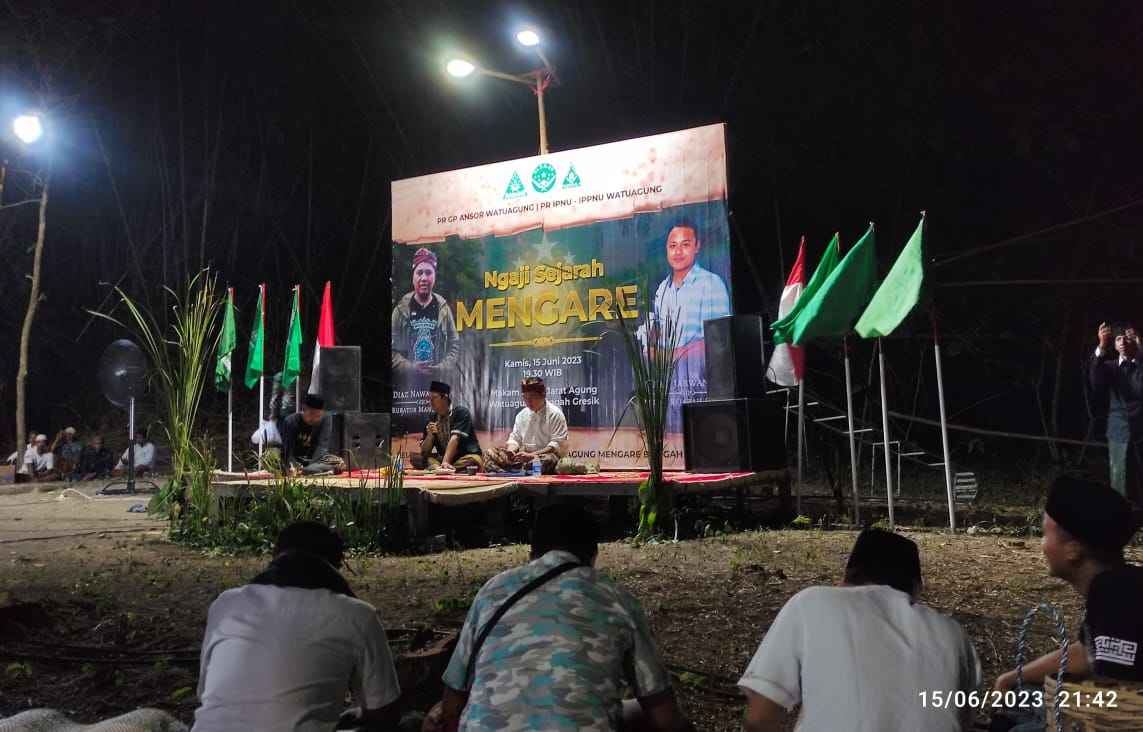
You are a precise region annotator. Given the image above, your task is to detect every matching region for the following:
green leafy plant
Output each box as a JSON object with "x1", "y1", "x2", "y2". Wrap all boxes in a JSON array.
[
  {"x1": 170, "y1": 451, "x2": 409, "y2": 554},
  {"x1": 611, "y1": 302, "x2": 682, "y2": 542},
  {"x1": 89, "y1": 270, "x2": 223, "y2": 513}
]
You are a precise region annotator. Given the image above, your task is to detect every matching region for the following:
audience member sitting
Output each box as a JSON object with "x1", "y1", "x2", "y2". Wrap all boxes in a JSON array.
[
  {"x1": 192, "y1": 521, "x2": 402, "y2": 731},
  {"x1": 17, "y1": 434, "x2": 58, "y2": 483},
  {"x1": 416, "y1": 381, "x2": 483, "y2": 472},
  {"x1": 738, "y1": 528, "x2": 981, "y2": 732},
  {"x1": 993, "y1": 476, "x2": 1142, "y2": 731},
  {"x1": 51, "y1": 427, "x2": 84, "y2": 479},
  {"x1": 424, "y1": 504, "x2": 694, "y2": 732},
  {"x1": 280, "y1": 394, "x2": 335, "y2": 475},
  {"x1": 482, "y1": 377, "x2": 569, "y2": 475},
  {"x1": 114, "y1": 429, "x2": 155, "y2": 476},
  {"x1": 6, "y1": 430, "x2": 36, "y2": 468},
  {"x1": 75, "y1": 435, "x2": 115, "y2": 481}
]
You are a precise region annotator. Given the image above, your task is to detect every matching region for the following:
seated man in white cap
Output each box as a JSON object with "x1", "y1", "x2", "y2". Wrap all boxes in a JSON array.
[{"x1": 18, "y1": 434, "x2": 58, "y2": 482}]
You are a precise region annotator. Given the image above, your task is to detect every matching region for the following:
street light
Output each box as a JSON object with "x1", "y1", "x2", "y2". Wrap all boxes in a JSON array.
[
  {"x1": 446, "y1": 59, "x2": 476, "y2": 78},
  {"x1": 445, "y1": 29, "x2": 557, "y2": 154},
  {"x1": 12, "y1": 114, "x2": 43, "y2": 145}
]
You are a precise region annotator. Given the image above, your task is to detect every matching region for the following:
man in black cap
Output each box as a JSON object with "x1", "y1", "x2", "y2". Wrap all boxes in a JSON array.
[
  {"x1": 418, "y1": 381, "x2": 483, "y2": 472},
  {"x1": 738, "y1": 528, "x2": 980, "y2": 732},
  {"x1": 995, "y1": 476, "x2": 1143, "y2": 694},
  {"x1": 280, "y1": 394, "x2": 335, "y2": 475}
]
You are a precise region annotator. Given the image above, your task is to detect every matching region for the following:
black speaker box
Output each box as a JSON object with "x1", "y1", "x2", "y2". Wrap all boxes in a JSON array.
[
  {"x1": 318, "y1": 346, "x2": 361, "y2": 413},
  {"x1": 703, "y1": 315, "x2": 767, "y2": 399},
  {"x1": 341, "y1": 411, "x2": 391, "y2": 470},
  {"x1": 683, "y1": 397, "x2": 786, "y2": 472}
]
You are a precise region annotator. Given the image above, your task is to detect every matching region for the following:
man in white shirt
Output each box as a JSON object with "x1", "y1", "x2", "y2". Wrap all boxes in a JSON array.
[
  {"x1": 114, "y1": 429, "x2": 155, "y2": 476},
  {"x1": 192, "y1": 521, "x2": 402, "y2": 731},
  {"x1": 738, "y1": 529, "x2": 981, "y2": 732},
  {"x1": 17, "y1": 434, "x2": 57, "y2": 482},
  {"x1": 484, "y1": 377, "x2": 568, "y2": 474}
]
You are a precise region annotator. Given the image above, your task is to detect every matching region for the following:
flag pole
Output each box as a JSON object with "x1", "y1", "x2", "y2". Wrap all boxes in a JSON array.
[
  {"x1": 227, "y1": 385, "x2": 233, "y2": 472},
  {"x1": 877, "y1": 338, "x2": 895, "y2": 528},
  {"x1": 932, "y1": 309, "x2": 956, "y2": 531},
  {"x1": 294, "y1": 285, "x2": 302, "y2": 414},
  {"x1": 843, "y1": 336, "x2": 860, "y2": 524},
  {"x1": 796, "y1": 379, "x2": 805, "y2": 516},
  {"x1": 258, "y1": 375, "x2": 265, "y2": 463}
]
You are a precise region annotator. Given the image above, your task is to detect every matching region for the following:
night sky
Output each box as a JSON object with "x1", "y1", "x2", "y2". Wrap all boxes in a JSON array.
[{"x1": 2, "y1": 1, "x2": 1141, "y2": 455}]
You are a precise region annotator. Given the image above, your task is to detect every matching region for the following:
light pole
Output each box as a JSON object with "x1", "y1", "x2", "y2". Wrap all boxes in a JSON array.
[
  {"x1": 5, "y1": 113, "x2": 49, "y2": 459},
  {"x1": 447, "y1": 28, "x2": 557, "y2": 155}
]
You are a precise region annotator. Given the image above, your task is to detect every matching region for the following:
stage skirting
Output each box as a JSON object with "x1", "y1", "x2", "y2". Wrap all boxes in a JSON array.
[{"x1": 211, "y1": 469, "x2": 788, "y2": 507}]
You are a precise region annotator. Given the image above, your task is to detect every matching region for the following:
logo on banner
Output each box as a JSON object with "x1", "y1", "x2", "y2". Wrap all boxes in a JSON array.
[
  {"x1": 562, "y1": 164, "x2": 581, "y2": 189},
  {"x1": 504, "y1": 171, "x2": 527, "y2": 199},
  {"x1": 531, "y1": 163, "x2": 557, "y2": 193}
]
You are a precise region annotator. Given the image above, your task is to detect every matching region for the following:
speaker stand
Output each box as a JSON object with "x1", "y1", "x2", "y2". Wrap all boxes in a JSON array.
[{"x1": 99, "y1": 397, "x2": 159, "y2": 495}]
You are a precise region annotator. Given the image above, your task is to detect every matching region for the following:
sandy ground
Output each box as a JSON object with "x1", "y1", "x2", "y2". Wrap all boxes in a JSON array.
[{"x1": 1, "y1": 481, "x2": 1135, "y2": 730}]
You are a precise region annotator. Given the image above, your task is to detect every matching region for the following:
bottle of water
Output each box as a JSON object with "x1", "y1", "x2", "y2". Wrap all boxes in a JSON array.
[{"x1": 531, "y1": 456, "x2": 542, "y2": 476}]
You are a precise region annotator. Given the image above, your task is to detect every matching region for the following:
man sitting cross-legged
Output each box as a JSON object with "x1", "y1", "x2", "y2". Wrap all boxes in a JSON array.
[
  {"x1": 738, "y1": 528, "x2": 982, "y2": 732},
  {"x1": 417, "y1": 380, "x2": 483, "y2": 472},
  {"x1": 483, "y1": 377, "x2": 568, "y2": 474},
  {"x1": 993, "y1": 476, "x2": 1142, "y2": 731},
  {"x1": 75, "y1": 434, "x2": 115, "y2": 481},
  {"x1": 18, "y1": 434, "x2": 58, "y2": 482},
  {"x1": 423, "y1": 504, "x2": 694, "y2": 732},
  {"x1": 192, "y1": 521, "x2": 402, "y2": 731}
]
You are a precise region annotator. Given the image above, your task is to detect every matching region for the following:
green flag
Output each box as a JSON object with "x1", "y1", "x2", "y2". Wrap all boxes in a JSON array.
[
  {"x1": 855, "y1": 215, "x2": 925, "y2": 338},
  {"x1": 772, "y1": 233, "x2": 841, "y2": 344},
  {"x1": 244, "y1": 285, "x2": 265, "y2": 389},
  {"x1": 789, "y1": 224, "x2": 877, "y2": 345},
  {"x1": 215, "y1": 288, "x2": 237, "y2": 392},
  {"x1": 282, "y1": 285, "x2": 303, "y2": 388}
]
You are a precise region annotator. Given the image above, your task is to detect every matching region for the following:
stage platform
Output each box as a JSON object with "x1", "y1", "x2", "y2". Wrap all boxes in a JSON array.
[{"x1": 211, "y1": 468, "x2": 790, "y2": 507}]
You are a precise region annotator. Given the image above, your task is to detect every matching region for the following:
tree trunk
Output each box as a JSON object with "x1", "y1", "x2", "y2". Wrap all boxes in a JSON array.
[{"x1": 15, "y1": 173, "x2": 50, "y2": 452}]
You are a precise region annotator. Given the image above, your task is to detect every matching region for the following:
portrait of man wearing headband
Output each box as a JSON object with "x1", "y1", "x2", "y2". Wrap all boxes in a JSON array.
[{"x1": 391, "y1": 247, "x2": 459, "y2": 378}]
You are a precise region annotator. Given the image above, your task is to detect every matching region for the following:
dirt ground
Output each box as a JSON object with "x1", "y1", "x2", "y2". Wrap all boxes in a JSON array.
[{"x1": 1, "y1": 480, "x2": 1133, "y2": 730}]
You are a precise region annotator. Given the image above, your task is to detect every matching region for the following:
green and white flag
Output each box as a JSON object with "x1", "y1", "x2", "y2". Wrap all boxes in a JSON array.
[
  {"x1": 855, "y1": 215, "x2": 925, "y2": 338},
  {"x1": 244, "y1": 284, "x2": 265, "y2": 389},
  {"x1": 789, "y1": 224, "x2": 877, "y2": 345},
  {"x1": 215, "y1": 288, "x2": 237, "y2": 392},
  {"x1": 771, "y1": 233, "x2": 840, "y2": 346},
  {"x1": 282, "y1": 285, "x2": 303, "y2": 389}
]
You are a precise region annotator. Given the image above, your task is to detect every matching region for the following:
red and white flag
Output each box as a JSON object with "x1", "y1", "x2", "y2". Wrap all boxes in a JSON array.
[
  {"x1": 768, "y1": 238, "x2": 807, "y2": 386},
  {"x1": 308, "y1": 281, "x2": 337, "y2": 395}
]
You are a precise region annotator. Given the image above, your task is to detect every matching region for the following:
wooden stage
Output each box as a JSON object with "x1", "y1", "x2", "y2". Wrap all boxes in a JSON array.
[
  {"x1": 211, "y1": 468, "x2": 789, "y2": 538},
  {"x1": 211, "y1": 469, "x2": 790, "y2": 506}
]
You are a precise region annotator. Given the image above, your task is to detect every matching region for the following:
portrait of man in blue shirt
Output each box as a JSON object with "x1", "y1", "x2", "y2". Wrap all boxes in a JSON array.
[{"x1": 640, "y1": 219, "x2": 731, "y2": 428}]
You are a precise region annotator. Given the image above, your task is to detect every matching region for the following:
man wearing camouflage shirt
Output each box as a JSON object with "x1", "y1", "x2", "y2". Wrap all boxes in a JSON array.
[{"x1": 424, "y1": 504, "x2": 694, "y2": 732}]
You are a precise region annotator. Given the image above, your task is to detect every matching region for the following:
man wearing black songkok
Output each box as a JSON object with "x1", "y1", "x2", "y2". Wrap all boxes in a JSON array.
[
  {"x1": 995, "y1": 476, "x2": 1143, "y2": 698},
  {"x1": 418, "y1": 380, "x2": 483, "y2": 472}
]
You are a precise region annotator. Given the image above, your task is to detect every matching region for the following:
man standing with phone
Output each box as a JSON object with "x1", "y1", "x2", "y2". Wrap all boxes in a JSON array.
[{"x1": 1091, "y1": 321, "x2": 1143, "y2": 504}]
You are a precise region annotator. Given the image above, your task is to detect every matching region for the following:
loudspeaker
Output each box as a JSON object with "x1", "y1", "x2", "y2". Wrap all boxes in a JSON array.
[
  {"x1": 318, "y1": 346, "x2": 361, "y2": 413},
  {"x1": 683, "y1": 397, "x2": 786, "y2": 472},
  {"x1": 341, "y1": 412, "x2": 390, "y2": 470},
  {"x1": 704, "y1": 315, "x2": 767, "y2": 399}
]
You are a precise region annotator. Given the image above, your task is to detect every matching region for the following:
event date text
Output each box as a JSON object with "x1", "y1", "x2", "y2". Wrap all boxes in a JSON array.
[{"x1": 504, "y1": 356, "x2": 583, "y2": 369}]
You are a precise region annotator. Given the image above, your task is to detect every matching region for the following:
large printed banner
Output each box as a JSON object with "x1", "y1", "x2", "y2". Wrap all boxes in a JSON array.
[{"x1": 390, "y1": 124, "x2": 732, "y2": 468}]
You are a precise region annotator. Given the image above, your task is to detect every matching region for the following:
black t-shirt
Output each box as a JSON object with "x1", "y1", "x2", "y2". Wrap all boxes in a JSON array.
[
  {"x1": 427, "y1": 405, "x2": 482, "y2": 459},
  {"x1": 408, "y1": 297, "x2": 440, "y2": 365},
  {"x1": 281, "y1": 412, "x2": 332, "y2": 466},
  {"x1": 1081, "y1": 564, "x2": 1143, "y2": 681}
]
